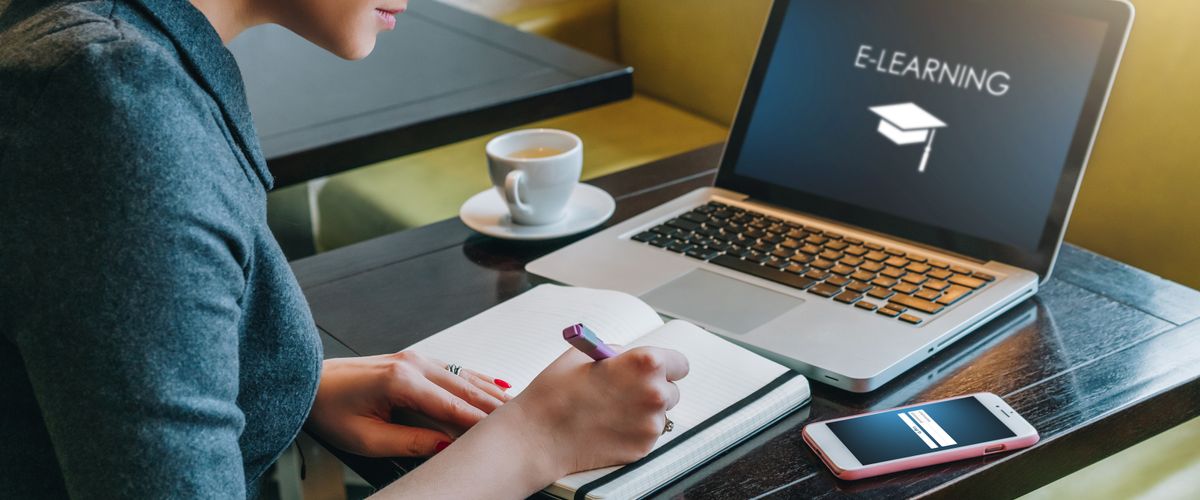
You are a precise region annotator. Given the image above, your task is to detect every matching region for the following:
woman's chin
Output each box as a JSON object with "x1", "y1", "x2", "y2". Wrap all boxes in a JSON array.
[{"x1": 329, "y1": 36, "x2": 377, "y2": 61}]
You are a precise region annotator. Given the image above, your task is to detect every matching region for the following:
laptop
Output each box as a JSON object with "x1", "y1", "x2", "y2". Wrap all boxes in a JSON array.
[{"x1": 528, "y1": 0, "x2": 1134, "y2": 392}]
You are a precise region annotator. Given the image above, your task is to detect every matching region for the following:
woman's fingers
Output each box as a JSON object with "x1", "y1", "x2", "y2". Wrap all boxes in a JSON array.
[
  {"x1": 404, "y1": 377, "x2": 489, "y2": 428},
  {"x1": 462, "y1": 368, "x2": 513, "y2": 402},
  {"x1": 350, "y1": 418, "x2": 455, "y2": 458},
  {"x1": 424, "y1": 365, "x2": 506, "y2": 414}
]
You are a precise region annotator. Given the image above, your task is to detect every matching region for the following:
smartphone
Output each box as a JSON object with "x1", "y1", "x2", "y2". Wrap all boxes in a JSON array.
[{"x1": 802, "y1": 393, "x2": 1039, "y2": 480}]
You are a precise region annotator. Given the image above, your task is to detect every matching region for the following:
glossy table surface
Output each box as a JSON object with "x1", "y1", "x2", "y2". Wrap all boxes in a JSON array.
[
  {"x1": 293, "y1": 144, "x2": 1200, "y2": 498},
  {"x1": 228, "y1": 0, "x2": 632, "y2": 187}
]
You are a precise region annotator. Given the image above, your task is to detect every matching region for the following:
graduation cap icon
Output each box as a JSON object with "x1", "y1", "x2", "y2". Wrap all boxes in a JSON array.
[{"x1": 869, "y1": 102, "x2": 947, "y2": 173}]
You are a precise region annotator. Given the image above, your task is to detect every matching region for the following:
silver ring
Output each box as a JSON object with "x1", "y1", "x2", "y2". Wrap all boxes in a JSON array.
[
  {"x1": 445, "y1": 363, "x2": 463, "y2": 376},
  {"x1": 662, "y1": 417, "x2": 674, "y2": 434}
]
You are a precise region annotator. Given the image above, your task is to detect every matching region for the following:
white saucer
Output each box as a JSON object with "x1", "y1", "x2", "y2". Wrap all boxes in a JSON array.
[{"x1": 459, "y1": 184, "x2": 616, "y2": 241}]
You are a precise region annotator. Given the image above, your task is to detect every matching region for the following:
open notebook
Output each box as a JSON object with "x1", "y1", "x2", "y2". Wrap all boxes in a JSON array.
[{"x1": 407, "y1": 285, "x2": 811, "y2": 499}]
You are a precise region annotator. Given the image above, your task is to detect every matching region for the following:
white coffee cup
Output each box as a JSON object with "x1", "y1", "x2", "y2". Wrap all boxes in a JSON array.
[{"x1": 486, "y1": 129, "x2": 583, "y2": 226}]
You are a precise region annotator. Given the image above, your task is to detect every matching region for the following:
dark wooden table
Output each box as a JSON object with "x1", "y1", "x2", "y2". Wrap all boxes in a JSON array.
[
  {"x1": 292, "y1": 144, "x2": 1200, "y2": 498},
  {"x1": 228, "y1": 0, "x2": 631, "y2": 187}
]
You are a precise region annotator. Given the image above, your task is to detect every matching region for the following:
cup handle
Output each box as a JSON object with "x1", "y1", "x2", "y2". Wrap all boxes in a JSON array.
[{"x1": 503, "y1": 170, "x2": 534, "y2": 221}]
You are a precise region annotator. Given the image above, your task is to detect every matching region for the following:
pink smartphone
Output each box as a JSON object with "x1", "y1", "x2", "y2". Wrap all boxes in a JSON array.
[{"x1": 802, "y1": 392, "x2": 1039, "y2": 480}]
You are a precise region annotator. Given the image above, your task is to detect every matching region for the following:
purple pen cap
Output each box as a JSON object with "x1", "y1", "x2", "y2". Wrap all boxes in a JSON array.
[{"x1": 563, "y1": 323, "x2": 617, "y2": 361}]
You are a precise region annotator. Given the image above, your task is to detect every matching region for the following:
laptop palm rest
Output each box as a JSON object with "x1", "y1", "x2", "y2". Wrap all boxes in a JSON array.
[{"x1": 640, "y1": 269, "x2": 804, "y2": 334}]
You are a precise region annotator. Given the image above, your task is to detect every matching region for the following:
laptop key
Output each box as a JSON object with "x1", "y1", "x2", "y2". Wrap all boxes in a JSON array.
[
  {"x1": 872, "y1": 276, "x2": 898, "y2": 288},
  {"x1": 949, "y1": 265, "x2": 973, "y2": 275},
  {"x1": 765, "y1": 257, "x2": 789, "y2": 269},
  {"x1": 881, "y1": 266, "x2": 907, "y2": 279},
  {"x1": 850, "y1": 270, "x2": 875, "y2": 282},
  {"x1": 844, "y1": 245, "x2": 868, "y2": 257},
  {"x1": 914, "y1": 288, "x2": 942, "y2": 301},
  {"x1": 847, "y1": 280, "x2": 874, "y2": 293},
  {"x1": 834, "y1": 291, "x2": 862, "y2": 304},
  {"x1": 901, "y1": 273, "x2": 928, "y2": 285},
  {"x1": 808, "y1": 283, "x2": 841, "y2": 298},
  {"x1": 686, "y1": 248, "x2": 720, "y2": 260},
  {"x1": 666, "y1": 241, "x2": 692, "y2": 253},
  {"x1": 927, "y1": 259, "x2": 951, "y2": 269},
  {"x1": 826, "y1": 275, "x2": 851, "y2": 287},
  {"x1": 906, "y1": 263, "x2": 932, "y2": 274},
  {"x1": 819, "y1": 249, "x2": 844, "y2": 261},
  {"x1": 785, "y1": 264, "x2": 807, "y2": 274},
  {"x1": 861, "y1": 261, "x2": 885, "y2": 273},
  {"x1": 709, "y1": 255, "x2": 816, "y2": 290},
  {"x1": 923, "y1": 279, "x2": 950, "y2": 291},
  {"x1": 682, "y1": 212, "x2": 709, "y2": 223},
  {"x1": 831, "y1": 264, "x2": 856, "y2": 276},
  {"x1": 876, "y1": 307, "x2": 901, "y2": 317},
  {"x1": 867, "y1": 287, "x2": 895, "y2": 300},
  {"x1": 841, "y1": 256, "x2": 866, "y2": 268},
  {"x1": 811, "y1": 259, "x2": 836, "y2": 270},
  {"x1": 632, "y1": 231, "x2": 657, "y2": 243},
  {"x1": 826, "y1": 240, "x2": 849, "y2": 251},
  {"x1": 805, "y1": 269, "x2": 830, "y2": 281},
  {"x1": 789, "y1": 253, "x2": 813, "y2": 264},
  {"x1": 973, "y1": 272, "x2": 997, "y2": 282},
  {"x1": 898, "y1": 314, "x2": 923, "y2": 325},
  {"x1": 854, "y1": 301, "x2": 878, "y2": 311},
  {"x1": 928, "y1": 268, "x2": 953, "y2": 280},
  {"x1": 889, "y1": 294, "x2": 945, "y2": 314},
  {"x1": 667, "y1": 218, "x2": 700, "y2": 232},
  {"x1": 650, "y1": 237, "x2": 673, "y2": 248},
  {"x1": 936, "y1": 285, "x2": 973, "y2": 305},
  {"x1": 948, "y1": 274, "x2": 987, "y2": 289},
  {"x1": 884, "y1": 256, "x2": 910, "y2": 268},
  {"x1": 864, "y1": 250, "x2": 888, "y2": 262},
  {"x1": 893, "y1": 282, "x2": 920, "y2": 294}
]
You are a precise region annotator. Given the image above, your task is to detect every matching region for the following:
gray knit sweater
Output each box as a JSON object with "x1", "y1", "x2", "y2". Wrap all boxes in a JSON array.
[{"x1": 0, "y1": 0, "x2": 322, "y2": 497}]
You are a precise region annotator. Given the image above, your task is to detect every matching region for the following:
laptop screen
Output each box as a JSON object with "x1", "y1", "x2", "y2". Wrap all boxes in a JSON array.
[{"x1": 717, "y1": 0, "x2": 1131, "y2": 275}]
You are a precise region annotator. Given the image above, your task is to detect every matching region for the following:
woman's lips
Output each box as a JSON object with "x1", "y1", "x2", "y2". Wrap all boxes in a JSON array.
[{"x1": 375, "y1": 8, "x2": 401, "y2": 29}]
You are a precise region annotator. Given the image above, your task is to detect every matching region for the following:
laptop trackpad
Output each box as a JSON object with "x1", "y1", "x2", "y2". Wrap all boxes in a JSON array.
[{"x1": 640, "y1": 269, "x2": 804, "y2": 334}]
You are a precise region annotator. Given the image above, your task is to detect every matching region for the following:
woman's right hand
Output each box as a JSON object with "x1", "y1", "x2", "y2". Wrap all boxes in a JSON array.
[
  {"x1": 509, "y1": 345, "x2": 690, "y2": 476},
  {"x1": 374, "y1": 345, "x2": 689, "y2": 499}
]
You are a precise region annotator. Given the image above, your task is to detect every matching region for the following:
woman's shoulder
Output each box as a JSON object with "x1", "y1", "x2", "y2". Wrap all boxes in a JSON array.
[{"x1": 0, "y1": 0, "x2": 190, "y2": 99}]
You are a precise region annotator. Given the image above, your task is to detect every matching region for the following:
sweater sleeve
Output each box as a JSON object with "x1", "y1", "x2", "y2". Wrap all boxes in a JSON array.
[{"x1": 1, "y1": 36, "x2": 253, "y2": 497}]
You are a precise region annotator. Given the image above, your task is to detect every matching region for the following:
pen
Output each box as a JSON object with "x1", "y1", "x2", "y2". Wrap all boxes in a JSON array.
[
  {"x1": 562, "y1": 323, "x2": 617, "y2": 360},
  {"x1": 563, "y1": 322, "x2": 674, "y2": 434}
]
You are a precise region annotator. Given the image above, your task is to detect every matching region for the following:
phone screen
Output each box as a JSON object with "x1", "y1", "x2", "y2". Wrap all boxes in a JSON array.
[{"x1": 827, "y1": 397, "x2": 1016, "y2": 465}]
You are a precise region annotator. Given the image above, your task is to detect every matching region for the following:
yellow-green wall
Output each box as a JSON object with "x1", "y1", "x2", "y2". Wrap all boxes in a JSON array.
[{"x1": 1065, "y1": 0, "x2": 1200, "y2": 289}]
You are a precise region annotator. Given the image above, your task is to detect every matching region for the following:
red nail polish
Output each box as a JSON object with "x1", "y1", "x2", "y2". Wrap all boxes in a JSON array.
[
  {"x1": 494, "y1": 378, "x2": 512, "y2": 389},
  {"x1": 435, "y1": 441, "x2": 450, "y2": 453}
]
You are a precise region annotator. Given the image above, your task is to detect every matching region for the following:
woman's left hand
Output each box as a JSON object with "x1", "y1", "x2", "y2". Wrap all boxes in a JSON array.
[{"x1": 305, "y1": 351, "x2": 511, "y2": 457}]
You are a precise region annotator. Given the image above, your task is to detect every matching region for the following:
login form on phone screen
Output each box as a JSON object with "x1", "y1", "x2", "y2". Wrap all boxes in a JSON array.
[{"x1": 827, "y1": 397, "x2": 1015, "y2": 465}]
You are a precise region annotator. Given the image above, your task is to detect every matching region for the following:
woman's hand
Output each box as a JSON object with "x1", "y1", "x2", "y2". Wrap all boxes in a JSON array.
[
  {"x1": 509, "y1": 345, "x2": 690, "y2": 477},
  {"x1": 374, "y1": 345, "x2": 688, "y2": 499},
  {"x1": 306, "y1": 351, "x2": 511, "y2": 457}
]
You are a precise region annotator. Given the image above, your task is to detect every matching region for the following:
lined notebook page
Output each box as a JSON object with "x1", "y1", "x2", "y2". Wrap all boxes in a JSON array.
[
  {"x1": 404, "y1": 285, "x2": 664, "y2": 393},
  {"x1": 554, "y1": 319, "x2": 792, "y2": 493}
]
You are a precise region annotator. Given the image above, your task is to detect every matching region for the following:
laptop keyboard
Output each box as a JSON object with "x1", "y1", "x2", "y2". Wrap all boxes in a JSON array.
[{"x1": 629, "y1": 201, "x2": 994, "y2": 325}]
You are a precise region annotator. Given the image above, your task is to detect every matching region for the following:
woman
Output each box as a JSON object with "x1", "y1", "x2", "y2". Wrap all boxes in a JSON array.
[{"x1": 0, "y1": 0, "x2": 688, "y2": 497}]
